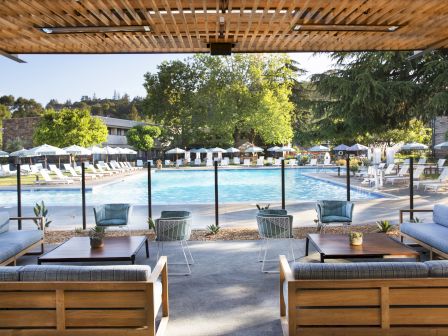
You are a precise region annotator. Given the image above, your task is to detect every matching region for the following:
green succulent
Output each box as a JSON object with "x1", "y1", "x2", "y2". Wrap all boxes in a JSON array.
[
  {"x1": 206, "y1": 224, "x2": 220, "y2": 235},
  {"x1": 376, "y1": 220, "x2": 393, "y2": 233}
]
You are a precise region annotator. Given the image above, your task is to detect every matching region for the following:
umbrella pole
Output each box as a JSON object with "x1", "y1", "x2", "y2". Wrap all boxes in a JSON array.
[
  {"x1": 148, "y1": 161, "x2": 152, "y2": 218},
  {"x1": 346, "y1": 156, "x2": 351, "y2": 202},
  {"x1": 281, "y1": 159, "x2": 285, "y2": 209},
  {"x1": 214, "y1": 161, "x2": 219, "y2": 227},
  {"x1": 81, "y1": 162, "x2": 86, "y2": 230}
]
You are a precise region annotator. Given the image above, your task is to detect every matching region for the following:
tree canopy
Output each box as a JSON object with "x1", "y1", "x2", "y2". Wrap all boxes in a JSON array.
[
  {"x1": 143, "y1": 54, "x2": 296, "y2": 147},
  {"x1": 33, "y1": 108, "x2": 108, "y2": 147},
  {"x1": 126, "y1": 125, "x2": 161, "y2": 152}
]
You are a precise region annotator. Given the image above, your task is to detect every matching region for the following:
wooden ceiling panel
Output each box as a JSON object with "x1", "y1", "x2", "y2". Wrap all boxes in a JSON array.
[{"x1": 0, "y1": 0, "x2": 447, "y2": 54}]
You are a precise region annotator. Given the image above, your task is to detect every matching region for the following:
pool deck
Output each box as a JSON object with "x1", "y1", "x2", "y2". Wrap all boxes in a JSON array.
[{"x1": 1, "y1": 167, "x2": 446, "y2": 230}]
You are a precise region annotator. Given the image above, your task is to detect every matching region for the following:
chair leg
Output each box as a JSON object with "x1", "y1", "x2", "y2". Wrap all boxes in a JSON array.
[
  {"x1": 258, "y1": 238, "x2": 267, "y2": 262},
  {"x1": 182, "y1": 240, "x2": 195, "y2": 265},
  {"x1": 261, "y1": 239, "x2": 282, "y2": 274},
  {"x1": 289, "y1": 239, "x2": 295, "y2": 262}
]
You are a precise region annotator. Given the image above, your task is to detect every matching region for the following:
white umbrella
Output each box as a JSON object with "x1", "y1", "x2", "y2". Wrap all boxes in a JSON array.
[
  {"x1": 104, "y1": 146, "x2": 118, "y2": 155},
  {"x1": 126, "y1": 148, "x2": 137, "y2": 155},
  {"x1": 434, "y1": 142, "x2": 448, "y2": 150},
  {"x1": 190, "y1": 148, "x2": 198, "y2": 153},
  {"x1": 348, "y1": 143, "x2": 369, "y2": 151},
  {"x1": 245, "y1": 146, "x2": 264, "y2": 153},
  {"x1": 0, "y1": 150, "x2": 8, "y2": 158},
  {"x1": 400, "y1": 142, "x2": 428, "y2": 151},
  {"x1": 196, "y1": 148, "x2": 208, "y2": 153},
  {"x1": 165, "y1": 147, "x2": 186, "y2": 154},
  {"x1": 308, "y1": 145, "x2": 330, "y2": 152},
  {"x1": 209, "y1": 147, "x2": 225, "y2": 153},
  {"x1": 226, "y1": 147, "x2": 240, "y2": 153},
  {"x1": 267, "y1": 146, "x2": 280, "y2": 152},
  {"x1": 276, "y1": 146, "x2": 296, "y2": 152},
  {"x1": 63, "y1": 145, "x2": 92, "y2": 156},
  {"x1": 88, "y1": 146, "x2": 106, "y2": 154},
  {"x1": 28, "y1": 144, "x2": 67, "y2": 156},
  {"x1": 9, "y1": 148, "x2": 35, "y2": 158}
]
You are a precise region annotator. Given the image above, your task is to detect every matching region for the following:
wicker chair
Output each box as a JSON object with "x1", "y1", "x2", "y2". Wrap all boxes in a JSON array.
[
  {"x1": 315, "y1": 200, "x2": 354, "y2": 233},
  {"x1": 93, "y1": 204, "x2": 132, "y2": 233},
  {"x1": 155, "y1": 211, "x2": 194, "y2": 275},
  {"x1": 256, "y1": 210, "x2": 294, "y2": 273}
]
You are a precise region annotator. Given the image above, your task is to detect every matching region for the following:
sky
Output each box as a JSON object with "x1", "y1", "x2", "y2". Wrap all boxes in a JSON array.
[{"x1": 0, "y1": 52, "x2": 334, "y2": 106}]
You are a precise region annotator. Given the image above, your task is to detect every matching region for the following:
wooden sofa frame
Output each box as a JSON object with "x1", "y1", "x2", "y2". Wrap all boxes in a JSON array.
[
  {"x1": 280, "y1": 255, "x2": 448, "y2": 336},
  {"x1": 399, "y1": 209, "x2": 448, "y2": 260},
  {"x1": 0, "y1": 256, "x2": 169, "y2": 336},
  {"x1": 0, "y1": 216, "x2": 44, "y2": 266}
]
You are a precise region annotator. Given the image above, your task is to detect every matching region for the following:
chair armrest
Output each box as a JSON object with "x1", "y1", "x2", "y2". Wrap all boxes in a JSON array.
[
  {"x1": 399, "y1": 209, "x2": 433, "y2": 223},
  {"x1": 149, "y1": 256, "x2": 169, "y2": 317},
  {"x1": 279, "y1": 255, "x2": 293, "y2": 317},
  {"x1": 9, "y1": 216, "x2": 45, "y2": 231}
]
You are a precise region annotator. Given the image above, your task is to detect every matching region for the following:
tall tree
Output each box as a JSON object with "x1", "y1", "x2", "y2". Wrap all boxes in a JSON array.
[
  {"x1": 33, "y1": 108, "x2": 108, "y2": 147},
  {"x1": 126, "y1": 125, "x2": 161, "y2": 156}
]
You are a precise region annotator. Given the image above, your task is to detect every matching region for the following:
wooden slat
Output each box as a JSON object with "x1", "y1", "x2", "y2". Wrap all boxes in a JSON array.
[
  {"x1": 0, "y1": 291, "x2": 55, "y2": 308},
  {"x1": 0, "y1": 310, "x2": 56, "y2": 327},
  {"x1": 65, "y1": 291, "x2": 146, "y2": 308},
  {"x1": 296, "y1": 289, "x2": 380, "y2": 307},
  {"x1": 296, "y1": 308, "x2": 381, "y2": 326},
  {"x1": 391, "y1": 308, "x2": 448, "y2": 325},
  {"x1": 65, "y1": 309, "x2": 146, "y2": 327},
  {"x1": 390, "y1": 288, "x2": 448, "y2": 306}
]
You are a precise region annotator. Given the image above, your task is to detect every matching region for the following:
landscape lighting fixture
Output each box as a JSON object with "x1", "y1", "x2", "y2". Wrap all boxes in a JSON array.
[
  {"x1": 293, "y1": 24, "x2": 400, "y2": 32},
  {"x1": 40, "y1": 25, "x2": 151, "y2": 34}
]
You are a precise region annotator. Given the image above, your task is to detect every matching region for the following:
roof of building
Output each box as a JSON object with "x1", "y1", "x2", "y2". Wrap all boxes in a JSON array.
[
  {"x1": 1, "y1": 1, "x2": 447, "y2": 54},
  {"x1": 96, "y1": 116, "x2": 145, "y2": 129}
]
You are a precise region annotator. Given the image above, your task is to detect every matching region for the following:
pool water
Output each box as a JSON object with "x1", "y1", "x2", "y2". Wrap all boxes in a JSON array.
[{"x1": 0, "y1": 168, "x2": 382, "y2": 206}]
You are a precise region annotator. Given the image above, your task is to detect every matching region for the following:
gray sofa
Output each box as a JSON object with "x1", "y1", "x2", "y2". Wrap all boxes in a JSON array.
[
  {"x1": 0, "y1": 260, "x2": 169, "y2": 335},
  {"x1": 0, "y1": 211, "x2": 44, "y2": 266},
  {"x1": 280, "y1": 257, "x2": 448, "y2": 335},
  {"x1": 400, "y1": 204, "x2": 448, "y2": 259}
]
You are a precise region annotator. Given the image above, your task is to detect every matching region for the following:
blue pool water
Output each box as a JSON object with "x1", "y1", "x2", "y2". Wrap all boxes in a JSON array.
[{"x1": 0, "y1": 169, "x2": 383, "y2": 206}]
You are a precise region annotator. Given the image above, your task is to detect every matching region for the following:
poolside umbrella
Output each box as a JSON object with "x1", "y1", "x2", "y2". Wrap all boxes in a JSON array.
[
  {"x1": 276, "y1": 146, "x2": 296, "y2": 158},
  {"x1": 399, "y1": 142, "x2": 429, "y2": 219},
  {"x1": 27, "y1": 144, "x2": 67, "y2": 169},
  {"x1": 210, "y1": 147, "x2": 225, "y2": 153},
  {"x1": 88, "y1": 146, "x2": 106, "y2": 154},
  {"x1": 10, "y1": 148, "x2": 36, "y2": 165},
  {"x1": 347, "y1": 143, "x2": 369, "y2": 152},
  {"x1": 226, "y1": 147, "x2": 240, "y2": 158},
  {"x1": 64, "y1": 145, "x2": 92, "y2": 167},
  {"x1": 434, "y1": 142, "x2": 448, "y2": 150},
  {"x1": 166, "y1": 147, "x2": 186, "y2": 161},
  {"x1": 400, "y1": 142, "x2": 429, "y2": 151},
  {"x1": 267, "y1": 146, "x2": 280, "y2": 152},
  {"x1": 308, "y1": 145, "x2": 330, "y2": 152},
  {"x1": 0, "y1": 150, "x2": 8, "y2": 158},
  {"x1": 195, "y1": 147, "x2": 208, "y2": 160},
  {"x1": 245, "y1": 146, "x2": 264, "y2": 153},
  {"x1": 334, "y1": 144, "x2": 349, "y2": 151},
  {"x1": 190, "y1": 148, "x2": 198, "y2": 153}
]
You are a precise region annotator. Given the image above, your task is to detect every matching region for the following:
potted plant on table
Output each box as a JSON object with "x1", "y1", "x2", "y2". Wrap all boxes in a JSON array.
[
  {"x1": 349, "y1": 231, "x2": 363, "y2": 246},
  {"x1": 89, "y1": 226, "x2": 105, "y2": 248}
]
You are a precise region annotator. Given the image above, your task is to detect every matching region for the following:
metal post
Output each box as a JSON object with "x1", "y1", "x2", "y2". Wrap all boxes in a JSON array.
[
  {"x1": 410, "y1": 157, "x2": 414, "y2": 220},
  {"x1": 346, "y1": 157, "x2": 351, "y2": 202},
  {"x1": 338, "y1": 166, "x2": 341, "y2": 177},
  {"x1": 214, "y1": 161, "x2": 219, "y2": 227},
  {"x1": 147, "y1": 161, "x2": 152, "y2": 219},
  {"x1": 281, "y1": 159, "x2": 285, "y2": 209},
  {"x1": 81, "y1": 162, "x2": 86, "y2": 230},
  {"x1": 16, "y1": 164, "x2": 22, "y2": 230}
]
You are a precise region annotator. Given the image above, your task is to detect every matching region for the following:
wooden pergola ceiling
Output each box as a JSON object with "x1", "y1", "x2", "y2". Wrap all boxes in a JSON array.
[{"x1": 1, "y1": 0, "x2": 448, "y2": 55}]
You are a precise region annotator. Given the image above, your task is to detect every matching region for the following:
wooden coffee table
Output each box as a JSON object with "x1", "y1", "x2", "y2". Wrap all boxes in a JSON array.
[
  {"x1": 305, "y1": 233, "x2": 419, "y2": 263},
  {"x1": 38, "y1": 236, "x2": 149, "y2": 265}
]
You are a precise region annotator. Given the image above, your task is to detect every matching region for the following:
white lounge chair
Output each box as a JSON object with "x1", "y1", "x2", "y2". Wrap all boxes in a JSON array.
[
  {"x1": 385, "y1": 165, "x2": 409, "y2": 185},
  {"x1": 288, "y1": 159, "x2": 297, "y2": 167},
  {"x1": 176, "y1": 159, "x2": 183, "y2": 167},
  {"x1": 194, "y1": 158, "x2": 201, "y2": 165},
  {"x1": 37, "y1": 170, "x2": 74, "y2": 184},
  {"x1": 256, "y1": 158, "x2": 264, "y2": 166},
  {"x1": 89, "y1": 164, "x2": 114, "y2": 176},
  {"x1": 306, "y1": 158, "x2": 317, "y2": 166},
  {"x1": 136, "y1": 159, "x2": 144, "y2": 167},
  {"x1": 64, "y1": 164, "x2": 97, "y2": 180},
  {"x1": 323, "y1": 157, "x2": 333, "y2": 166},
  {"x1": 273, "y1": 159, "x2": 282, "y2": 166},
  {"x1": 164, "y1": 160, "x2": 172, "y2": 167},
  {"x1": 96, "y1": 164, "x2": 118, "y2": 175},
  {"x1": 206, "y1": 159, "x2": 213, "y2": 167},
  {"x1": 415, "y1": 167, "x2": 448, "y2": 190},
  {"x1": 220, "y1": 158, "x2": 229, "y2": 166},
  {"x1": 417, "y1": 158, "x2": 427, "y2": 165},
  {"x1": 233, "y1": 157, "x2": 240, "y2": 165},
  {"x1": 437, "y1": 159, "x2": 446, "y2": 169},
  {"x1": 243, "y1": 159, "x2": 251, "y2": 167},
  {"x1": 383, "y1": 163, "x2": 396, "y2": 176},
  {"x1": 378, "y1": 163, "x2": 386, "y2": 169},
  {"x1": 53, "y1": 167, "x2": 79, "y2": 181},
  {"x1": 2, "y1": 164, "x2": 16, "y2": 176},
  {"x1": 20, "y1": 164, "x2": 31, "y2": 175},
  {"x1": 387, "y1": 165, "x2": 425, "y2": 185},
  {"x1": 267, "y1": 157, "x2": 273, "y2": 164}
]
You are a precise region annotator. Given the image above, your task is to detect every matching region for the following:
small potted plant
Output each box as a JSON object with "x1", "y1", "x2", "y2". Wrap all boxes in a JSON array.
[
  {"x1": 377, "y1": 220, "x2": 393, "y2": 233},
  {"x1": 349, "y1": 231, "x2": 363, "y2": 246},
  {"x1": 89, "y1": 226, "x2": 105, "y2": 248}
]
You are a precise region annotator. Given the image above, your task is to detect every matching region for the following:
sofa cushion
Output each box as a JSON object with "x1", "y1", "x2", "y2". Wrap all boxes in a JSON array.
[
  {"x1": 401, "y1": 222, "x2": 448, "y2": 254},
  {"x1": 0, "y1": 230, "x2": 43, "y2": 263},
  {"x1": 97, "y1": 219, "x2": 127, "y2": 226},
  {"x1": 20, "y1": 265, "x2": 151, "y2": 281},
  {"x1": 320, "y1": 201, "x2": 345, "y2": 217},
  {"x1": 0, "y1": 266, "x2": 22, "y2": 281},
  {"x1": 292, "y1": 262, "x2": 428, "y2": 280},
  {"x1": 321, "y1": 215, "x2": 352, "y2": 223},
  {"x1": 160, "y1": 211, "x2": 190, "y2": 219},
  {"x1": 433, "y1": 204, "x2": 448, "y2": 228},
  {"x1": 0, "y1": 211, "x2": 9, "y2": 234},
  {"x1": 426, "y1": 260, "x2": 448, "y2": 277},
  {"x1": 258, "y1": 209, "x2": 287, "y2": 216}
]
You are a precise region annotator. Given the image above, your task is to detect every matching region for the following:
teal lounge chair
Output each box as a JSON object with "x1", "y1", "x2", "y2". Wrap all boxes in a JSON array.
[{"x1": 93, "y1": 204, "x2": 132, "y2": 233}]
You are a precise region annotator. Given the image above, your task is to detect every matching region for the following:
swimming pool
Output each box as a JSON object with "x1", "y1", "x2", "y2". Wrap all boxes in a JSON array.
[{"x1": 0, "y1": 168, "x2": 384, "y2": 206}]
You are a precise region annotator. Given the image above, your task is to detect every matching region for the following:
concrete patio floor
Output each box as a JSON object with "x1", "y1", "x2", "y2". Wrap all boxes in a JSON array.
[{"x1": 18, "y1": 240, "x2": 308, "y2": 336}]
